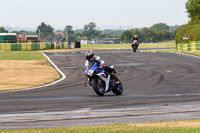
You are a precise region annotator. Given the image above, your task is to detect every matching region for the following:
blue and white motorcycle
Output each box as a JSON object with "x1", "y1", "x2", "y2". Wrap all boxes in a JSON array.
[{"x1": 86, "y1": 63, "x2": 123, "y2": 96}]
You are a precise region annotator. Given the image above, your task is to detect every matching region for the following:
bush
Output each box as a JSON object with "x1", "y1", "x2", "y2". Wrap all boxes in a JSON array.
[{"x1": 175, "y1": 24, "x2": 200, "y2": 44}]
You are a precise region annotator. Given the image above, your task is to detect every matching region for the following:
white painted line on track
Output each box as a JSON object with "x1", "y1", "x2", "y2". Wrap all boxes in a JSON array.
[{"x1": 0, "y1": 52, "x2": 66, "y2": 94}]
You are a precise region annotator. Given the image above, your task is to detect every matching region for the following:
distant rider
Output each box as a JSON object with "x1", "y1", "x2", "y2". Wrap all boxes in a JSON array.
[
  {"x1": 85, "y1": 50, "x2": 120, "y2": 84},
  {"x1": 132, "y1": 35, "x2": 139, "y2": 49}
]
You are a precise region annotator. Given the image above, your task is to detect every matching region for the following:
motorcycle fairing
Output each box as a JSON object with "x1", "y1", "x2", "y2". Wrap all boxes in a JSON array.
[{"x1": 97, "y1": 72, "x2": 110, "y2": 92}]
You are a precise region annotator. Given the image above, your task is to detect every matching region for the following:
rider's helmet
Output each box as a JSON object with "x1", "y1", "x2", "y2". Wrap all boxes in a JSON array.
[
  {"x1": 85, "y1": 50, "x2": 94, "y2": 61},
  {"x1": 134, "y1": 35, "x2": 138, "y2": 38}
]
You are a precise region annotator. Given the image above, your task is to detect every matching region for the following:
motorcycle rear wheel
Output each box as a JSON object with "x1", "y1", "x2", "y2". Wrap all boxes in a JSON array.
[{"x1": 91, "y1": 78, "x2": 105, "y2": 96}]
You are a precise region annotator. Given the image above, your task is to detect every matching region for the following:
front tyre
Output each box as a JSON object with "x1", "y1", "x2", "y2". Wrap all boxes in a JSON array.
[
  {"x1": 91, "y1": 78, "x2": 105, "y2": 96},
  {"x1": 112, "y1": 79, "x2": 123, "y2": 95},
  {"x1": 133, "y1": 45, "x2": 137, "y2": 52},
  {"x1": 131, "y1": 44, "x2": 137, "y2": 53}
]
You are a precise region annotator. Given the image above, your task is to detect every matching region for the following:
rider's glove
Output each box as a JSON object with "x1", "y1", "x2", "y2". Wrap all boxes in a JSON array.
[{"x1": 99, "y1": 64, "x2": 104, "y2": 68}]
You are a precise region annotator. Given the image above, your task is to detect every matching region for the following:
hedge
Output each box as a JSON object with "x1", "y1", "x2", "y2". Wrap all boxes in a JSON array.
[{"x1": 175, "y1": 24, "x2": 200, "y2": 44}]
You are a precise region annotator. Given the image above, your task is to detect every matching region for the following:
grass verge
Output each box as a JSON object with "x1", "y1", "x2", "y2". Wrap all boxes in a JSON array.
[
  {"x1": 141, "y1": 49, "x2": 200, "y2": 57},
  {"x1": 181, "y1": 51, "x2": 200, "y2": 56},
  {"x1": 1, "y1": 120, "x2": 200, "y2": 133},
  {"x1": 0, "y1": 51, "x2": 60, "y2": 91},
  {"x1": 142, "y1": 49, "x2": 177, "y2": 52},
  {"x1": 0, "y1": 51, "x2": 45, "y2": 60}
]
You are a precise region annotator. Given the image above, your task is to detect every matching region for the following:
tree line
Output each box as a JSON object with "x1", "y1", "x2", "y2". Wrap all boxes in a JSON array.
[
  {"x1": 120, "y1": 23, "x2": 179, "y2": 43},
  {"x1": 0, "y1": 22, "x2": 179, "y2": 43}
]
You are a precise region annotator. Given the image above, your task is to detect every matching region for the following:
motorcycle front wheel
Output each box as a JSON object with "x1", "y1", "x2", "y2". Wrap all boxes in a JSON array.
[
  {"x1": 131, "y1": 44, "x2": 137, "y2": 52},
  {"x1": 133, "y1": 46, "x2": 137, "y2": 52},
  {"x1": 91, "y1": 78, "x2": 105, "y2": 96},
  {"x1": 112, "y1": 79, "x2": 123, "y2": 95}
]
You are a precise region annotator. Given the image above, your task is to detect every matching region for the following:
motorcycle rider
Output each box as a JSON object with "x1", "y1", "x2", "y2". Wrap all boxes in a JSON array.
[
  {"x1": 132, "y1": 35, "x2": 139, "y2": 49},
  {"x1": 85, "y1": 50, "x2": 120, "y2": 84}
]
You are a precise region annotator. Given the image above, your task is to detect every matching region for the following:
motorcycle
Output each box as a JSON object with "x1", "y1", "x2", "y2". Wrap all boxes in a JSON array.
[
  {"x1": 86, "y1": 63, "x2": 123, "y2": 96},
  {"x1": 131, "y1": 40, "x2": 139, "y2": 52}
]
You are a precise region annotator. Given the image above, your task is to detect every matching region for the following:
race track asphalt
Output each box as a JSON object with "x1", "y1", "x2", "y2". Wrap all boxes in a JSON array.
[{"x1": 0, "y1": 49, "x2": 200, "y2": 129}]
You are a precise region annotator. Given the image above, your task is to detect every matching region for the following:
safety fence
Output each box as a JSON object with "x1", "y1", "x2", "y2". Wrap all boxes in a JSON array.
[
  {"x1": 0, "y1": 42, "x2": 68, "y2": 51},
  {"x1": 177, "y1": 41, "x2": 200, "y2": 52},
  {"x1": 0, "y1": 40, "x2": 17, "y2": 43}
]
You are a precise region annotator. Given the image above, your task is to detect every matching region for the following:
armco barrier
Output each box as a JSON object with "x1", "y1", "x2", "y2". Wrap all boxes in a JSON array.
[
  {"x1": 177, "y1": 41, "x2": 200, "y2": 52},
  {"x1": 0, "y1": 42, "x2": 68, "y2": 51}
]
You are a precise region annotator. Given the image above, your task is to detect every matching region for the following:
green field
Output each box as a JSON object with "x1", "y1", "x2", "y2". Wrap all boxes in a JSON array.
[
  {"x1": 81, "y1": 41, "x2": 176, "y2": 49},
  {"x1": 0, "y1": 51, "x2": 44, "y2": 60},
  {"x1": 1, "y1": 121, "x2": 200, "y2": 133}
]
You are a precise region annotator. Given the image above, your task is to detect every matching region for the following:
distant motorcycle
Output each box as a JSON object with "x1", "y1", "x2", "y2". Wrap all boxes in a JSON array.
[
  {"x1": 86, "y1": 63, "x2": 123, "y2": 96},
  {"x1": 131, "y1": 40, "x2": 139, "y2": 52}
]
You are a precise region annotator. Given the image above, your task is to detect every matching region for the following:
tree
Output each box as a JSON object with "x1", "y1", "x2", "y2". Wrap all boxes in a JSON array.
[
  {"x1": 63, "y1": 25, "x2": 78, "y2": 42},
  {"x1": 64, "y1": 25, "x2": 74, "y2": 34},
  {"x1": 150, "y1": 23, "x2": 169, "y2": 32},
  {"x1": 54, "y1": 34, "x2": 63, "y2": 42},
  {"x1": 82, "y1": 22, "x2": 100, "y2": 40},
  {"x1": 186, "y1": 0, "x2": 200, "y2": 24},
  {"x1": 150, "y1": 23, "x2": 171, "y2": 42},
  {"x1": 36, "y1": 22, "x2": 54, "y2": 42},
  {"x1": 120, "y1": 23, "x2": 174, "y2": 43},
  {"x1": 100, "y1": 30, "x2": 123, "y2": 38},
  {"x1": 120, "y1": 30, "x2": 133, "y2": 43},
  {"x1": 20, "y1": 30, "x2": 37, "y2": 37},
  {"x1": 68, "y1": 34, "x2": 78, "y2": 42},
  {"x1": 141, "y1": 28, "x2": 155, "y2": 43},
  {"x1": 169, "y1": 25, "x2": 180, "y2": 32},
  {"x1": 0, "y1": 27, "x2": 8, "y2": 33}
]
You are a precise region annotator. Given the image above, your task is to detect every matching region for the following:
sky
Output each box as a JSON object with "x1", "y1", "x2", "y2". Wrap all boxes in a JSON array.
[{"x1": 0, "y1": 0, "x2": 189, "y2": 30}]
